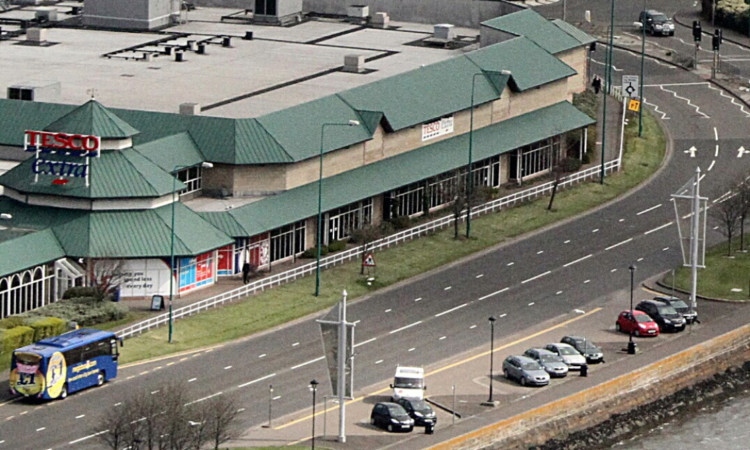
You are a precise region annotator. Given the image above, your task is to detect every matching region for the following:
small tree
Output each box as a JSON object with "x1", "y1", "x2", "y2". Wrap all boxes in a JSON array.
[
  {"x1": 737, "y1": 177, "x2": 750, "y2": 251},
  {"x1": 710, "y1": 191, "x2": 744, "y2": 256},
  {"x1": 199, "y1": 396, "x2": 240, "y2": 450},
  {"x1": 88, "y1": 258, "x2": 125, "y2": 301}
]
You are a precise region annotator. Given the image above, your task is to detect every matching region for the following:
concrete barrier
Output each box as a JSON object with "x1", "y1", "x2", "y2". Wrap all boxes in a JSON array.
[{"x1": 431, "y1": 323, "x2": 750, "y2": 449}]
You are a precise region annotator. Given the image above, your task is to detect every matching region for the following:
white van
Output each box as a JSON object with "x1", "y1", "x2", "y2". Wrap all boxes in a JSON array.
[{"x1": 390, "y1": 366, "x2": 426, "y2": 400}]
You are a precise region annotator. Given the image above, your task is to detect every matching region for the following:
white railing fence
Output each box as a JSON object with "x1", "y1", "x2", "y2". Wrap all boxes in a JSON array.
[{"x1": 119, "y1": 160, "x2": 620, "y2": 339}]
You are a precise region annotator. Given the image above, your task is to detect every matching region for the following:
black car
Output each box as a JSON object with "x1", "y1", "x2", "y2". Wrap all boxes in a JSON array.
[
  {"x1": 636, "y1": 299, "x2": 686, "y2": 332},
  {"x1": 370, "y1": 402, "x2": 414, "y2": 432},
  {"x1": 654, "y1": 295, "x2": 698, "y2": 324},
  {"x1": 560, "y1": 335, "x2": 604, "y2": 364},
  {"x1": 638, "y1": 10, "x2": 675, "y2": 36},
  {"x1": 396, "y1": 397, "x2": 437, "y2": 432}
]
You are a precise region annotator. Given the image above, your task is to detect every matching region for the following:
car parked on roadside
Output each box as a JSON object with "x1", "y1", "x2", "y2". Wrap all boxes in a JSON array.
[
  {"x1": 502, "y1": 355, "x2": 550, "y2": 387},
  {"x1": 638, "y1": 10, "x2": 675, "y2": 36},
  {"x1": 523, "y1": 348, "x2": 569, "y2": 378},
  {"x1": 636, "y1": 299, "x2": 686, "y2": 332},
  {"x1": 543, "y1": 343, "x2": 587, "y2": 371},
  {"x1": 560, "y1": 335, "x2": 604, "y2": 364},
  {"x1": 370, "y1": 402, "x2": 414, "y2": 432},
  {"x1": 654, "y1": 295, "x2": 698, "y2": 324},
  {"x1": 395, "y1": 397, "x2": 437, "y2": 432},
  {"x1": 616, "y1": 310, "x2": 660, "y2": 337}
]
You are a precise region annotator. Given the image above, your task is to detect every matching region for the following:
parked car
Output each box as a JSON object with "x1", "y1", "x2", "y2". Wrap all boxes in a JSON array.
[
  {"x1": 616, "y1": 310, "x2": 660, "y2": 337},
  {"x1": 560, "y1": 335, "x2": 604, "y2": 364},
  {"x1": 654, "y1": 295, "x2": 698, "y2": 324},
  {"x1": 523, "y1": 348, "x2": 569, "y2": 378},
  {"x1": 502, "y1": 355, "x2": 550, "y2": 386},
  {"x1": 395, "y1": 397, "x2": 437, "y2": 431},
  {"x1": 636, "y1": 300, "x2": 686, "y2": 332},
  {"x1": 370, "y1": 402, "x2": 415, "y2": 432},
  {"x1": 543, "y1": 343, "x2": 587, "y2": 371},
  {"x1": 638, "y1": 10, "x2": 675, "y2": 36}
]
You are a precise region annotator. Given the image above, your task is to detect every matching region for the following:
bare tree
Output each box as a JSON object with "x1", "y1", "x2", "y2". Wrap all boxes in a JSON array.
[
  {"x1": 737, "y1": 177, "x2": 750, "y2": 251},
  {"x1": 198, "y1": 396, "x2": 240, "y2": 450},
  {"x1": 88, "y1": 257, "x2": 125, "y2": 301},
  {"x1": 710, "y1": 191, "x2": 745, "y2": 256}
]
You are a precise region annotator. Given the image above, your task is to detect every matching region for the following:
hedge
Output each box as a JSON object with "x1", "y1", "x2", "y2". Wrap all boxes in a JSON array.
[
  {"x1": 28, "y1": 316, "x2": 68, "y2": 342},
  {"x1": 1, "y1": 326, "x2": 35, "y2": 354}
]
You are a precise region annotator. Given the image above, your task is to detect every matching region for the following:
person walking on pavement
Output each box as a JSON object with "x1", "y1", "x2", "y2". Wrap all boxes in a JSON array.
[
  {"x1": 592, "y1": 75, "x2": 602, "y2": 94},
  {"x1": 242, "y1": 250, "x2": 252, "y2": 284}
]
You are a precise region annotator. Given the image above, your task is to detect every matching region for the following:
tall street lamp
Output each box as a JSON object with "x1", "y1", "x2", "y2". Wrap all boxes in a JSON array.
[
  {"x1": 169, "y1": 161, "x2": 213, "y2": 343},
  {"x1": 481, "y1": 316, "x2": 499, "y2": 406},
  {"x1": 315, "y1": 120, "x2": 360, "y2": 296},
  {"x1": 309, "y1": 379, "x2": 319, "y2": 449},
  {"x1": 628, "y1": 264, "x2": 637, "y2": 354}
]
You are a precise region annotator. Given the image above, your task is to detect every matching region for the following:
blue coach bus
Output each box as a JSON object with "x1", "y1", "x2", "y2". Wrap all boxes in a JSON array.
[{"x1": 9, "y1": 328, "x2": 122, "y2": 400}]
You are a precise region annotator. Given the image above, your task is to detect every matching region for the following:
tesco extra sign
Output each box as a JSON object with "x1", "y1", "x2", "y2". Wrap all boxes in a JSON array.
[{"x1": 24, "y1": 130, "x2": 101, "y2": 156}]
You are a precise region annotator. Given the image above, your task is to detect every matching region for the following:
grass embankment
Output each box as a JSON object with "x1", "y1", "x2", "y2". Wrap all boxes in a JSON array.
[
  {"x1": 118, "y1": 108, "x2": 666, "y2": 364},
  {"x1": 665, "y1": 236, "x2": 750, "y2": 301}
]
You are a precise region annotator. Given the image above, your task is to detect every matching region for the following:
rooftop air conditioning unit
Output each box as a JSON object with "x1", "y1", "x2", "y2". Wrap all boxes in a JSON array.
[
  {"x1": 434, "y1": 24, "x2": 455, "y2": 41},
  {"x1": 347, "y1": 5, "x2": 369, "y2": 19},
  {"x1": 343, "y1": 54, "x2": 365, "y2": 73}
]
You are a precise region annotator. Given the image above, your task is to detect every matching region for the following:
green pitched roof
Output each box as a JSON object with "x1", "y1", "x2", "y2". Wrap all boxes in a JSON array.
[
  {"x1": 186, "y1": 117, "x2": 292, "y2": 164},
  {"x1": 44, "y1": 99, "x2": 140, "y2": 138},
  {"x1": 0, "y1": 229, "x2": 66, "y2": 277},
  {"x1": 218, "y1": 101, "x2": 593, "y2": 236},
  {"x1": 481, "y1": 9, "x2": 584, "y2": 54},
  {"x1": 338, "y1": 57, "x2": 509, "y2": 132},
  {"x1": 0, "y1": 100, "x2": 75, "y2": 146},
  {"x1": 51, "y1": 203, "x2": 232, "y2": 258},
  {"x1": 134, "y1": 132, "x2": 206, "y2": 172},
  {"x1": 466, "y1": 37, "x2": 576, "y2": 91},
  {"x1": 0, "y1": 148, "x2": 182, "y2": 198},
  {"x1": 551, "y1": 19, "x2": 596, "y2": 46}
]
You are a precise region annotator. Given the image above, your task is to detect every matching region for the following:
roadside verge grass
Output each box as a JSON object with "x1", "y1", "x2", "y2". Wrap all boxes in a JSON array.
[{"x1": 119, "y1": 108, "x2": 666, "y2": 364}]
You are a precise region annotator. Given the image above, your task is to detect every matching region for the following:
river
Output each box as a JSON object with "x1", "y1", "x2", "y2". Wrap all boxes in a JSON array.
[{"x1": 616, "y1": 389, "x2": 750, "y2": 449}]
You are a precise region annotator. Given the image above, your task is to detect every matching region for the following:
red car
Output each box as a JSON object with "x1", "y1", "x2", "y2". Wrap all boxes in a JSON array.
[{"x1": 616, "y1": 310, "x2": 659, "y2": 337}]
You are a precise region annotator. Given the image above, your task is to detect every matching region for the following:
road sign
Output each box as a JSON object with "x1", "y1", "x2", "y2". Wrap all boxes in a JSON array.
[
  {"x1": 628, "y1": 99, "x2": 641, "y2": 112},
  {"x1": 622, "y1": 75, "x2": 639, "y2": 98}
]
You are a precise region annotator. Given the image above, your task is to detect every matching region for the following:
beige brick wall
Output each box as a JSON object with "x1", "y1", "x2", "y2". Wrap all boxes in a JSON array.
[
  {"x1": 231, "y1": 164, "x2": 288, "y2": 196},
  {"x1": 559, "y1": 48, "x2": 588, "y2": 95}
]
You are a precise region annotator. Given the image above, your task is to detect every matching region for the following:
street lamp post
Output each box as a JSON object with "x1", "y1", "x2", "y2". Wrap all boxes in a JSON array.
[
  {"x1": 481, "y1": 316, "x2": 498, "y2": 406},
  {"x1": 628, "y1": 264, "x2": 637, "y2": 354},
  {"x1": 315, "y1": 120, "x2": 360, "y2": 297},
  {"x1": 309, "y1": 379, "x2": 319, "y2": 449},
  {"x1": 168, "y1": 161, "x2": 213, "y2": 343}
]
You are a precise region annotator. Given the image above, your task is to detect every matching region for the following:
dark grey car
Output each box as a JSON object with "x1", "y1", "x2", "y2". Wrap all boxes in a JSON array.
[
  {"x1": 370, "y1": 402, "x2": 414, "y2": 432},
  {"x1": 654, "y1": 295, "x2": 698, "y2": 324},
  {"x1": 561, "y1": 335, "x2": 604, "y2": 364},
  {"x1": 502, "y1": 355, "x2": 550, "y2": 386},
  {"x1": 636, "y1": 299, "x2": 686, "y2": 332},
  {"x1": 523, "y1": 348, "x2": 569, "y2": 378}
]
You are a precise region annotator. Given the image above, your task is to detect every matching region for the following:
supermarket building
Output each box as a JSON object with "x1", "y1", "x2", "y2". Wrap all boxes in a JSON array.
[{"x1": 0, "y1": 5, "x2": 595, "y2": 318}]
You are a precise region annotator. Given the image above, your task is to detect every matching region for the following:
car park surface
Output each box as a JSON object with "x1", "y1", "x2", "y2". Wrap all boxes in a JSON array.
[
  {"x1": 543, "y1": 342, "x2": 587, "y2": 370},
  {"x1": 561, "y1": 335, "x2": 605, "y2": 364},
  {"x1": 636, "y1": 300, "x2": 686, "y2": 332},
  {"x1": 616, "y1": 310, "x2": 660, "y2": 337},
  {"x1": 523, "y1": 348, "x2": 569, "y2": 377}
]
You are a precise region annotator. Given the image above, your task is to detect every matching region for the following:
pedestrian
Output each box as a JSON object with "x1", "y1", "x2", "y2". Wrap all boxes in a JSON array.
[
  {"x1": 242, "y1": 262, "x2": 251, "y2": 284},
  {"x1": 592, "y1": 75, "x2": 601, "y2": 94}
]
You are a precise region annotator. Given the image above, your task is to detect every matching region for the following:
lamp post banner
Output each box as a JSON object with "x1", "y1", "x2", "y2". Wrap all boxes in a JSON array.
[{"x1": 317, "y1": 302, "x2": 354, "y2": 397}]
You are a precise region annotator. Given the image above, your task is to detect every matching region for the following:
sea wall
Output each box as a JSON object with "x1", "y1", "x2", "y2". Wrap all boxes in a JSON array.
[{"x1": 430, "y1": 323, "x2": 750, "y2": 450}]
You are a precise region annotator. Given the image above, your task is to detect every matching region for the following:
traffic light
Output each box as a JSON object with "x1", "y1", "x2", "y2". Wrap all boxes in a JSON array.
[
  {"x1": 712, "y1": 28, "x2": 722, "y2": 51},
  {"x1": 692, "y1": 20, "x2": 702, "y2": 42}
]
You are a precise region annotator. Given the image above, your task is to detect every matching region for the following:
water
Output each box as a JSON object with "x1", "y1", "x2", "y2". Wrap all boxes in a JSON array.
[{"x1": 616, "y1": 391, "x2": 750, "y2": 449}]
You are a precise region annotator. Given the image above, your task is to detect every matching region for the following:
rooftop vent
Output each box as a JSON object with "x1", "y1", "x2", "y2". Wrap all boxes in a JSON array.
[
  {"x1": 343, "y1": 54, "x2": 365, "y2": 73},
  {"x1": 434, "y1": 24, "x2": 455, "y2": 41},
  {"x1": 26, "y1": 27, "x2": 47, "y2": 44},
  {"x1": 179, "y1": 102, "x2": 201, "y2": 115},
  {"x1": 7, "y1": 81, "x2": 61, "y2": 102},
  {"x1": 371, "y1": 12, "x2": 390, "y2": 29}
]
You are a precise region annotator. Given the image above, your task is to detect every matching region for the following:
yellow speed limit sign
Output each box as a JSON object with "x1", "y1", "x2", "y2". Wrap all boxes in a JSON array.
[{"x1": 628, "y1": 99, "x2": 641, "y2": 112}]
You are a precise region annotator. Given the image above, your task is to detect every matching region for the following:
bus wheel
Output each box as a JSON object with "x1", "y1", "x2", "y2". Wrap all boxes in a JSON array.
[
  {"x1": 97, "y1": 371, "x2": 104, "y2": 387},
  {"x1": 60, "y1": 385, "x2": 68, "y2": 399}
]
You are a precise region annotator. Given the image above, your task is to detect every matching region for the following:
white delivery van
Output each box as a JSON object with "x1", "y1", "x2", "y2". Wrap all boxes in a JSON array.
[{"x1": 390, "y1": 366, "x2": 426, "y2": 400}]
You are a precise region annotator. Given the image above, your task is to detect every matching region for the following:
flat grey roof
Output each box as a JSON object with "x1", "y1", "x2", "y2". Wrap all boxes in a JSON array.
[{"x1": 0, "y1": 6, "x2": 479, "y2": 118}]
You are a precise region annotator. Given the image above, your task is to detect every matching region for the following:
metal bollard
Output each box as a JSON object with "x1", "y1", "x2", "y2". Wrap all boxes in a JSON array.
[{"x1": 580, "y1": 364, "x2": 588, "y2": 377}]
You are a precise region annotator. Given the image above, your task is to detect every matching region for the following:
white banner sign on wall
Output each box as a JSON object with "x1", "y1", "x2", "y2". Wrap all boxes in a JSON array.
[
  {"x1": 422, "y1": 116, "x2": 454, "y2": 141},
  {"x1": 116, "y1": 259, "x2": 172, "y2": 298}
]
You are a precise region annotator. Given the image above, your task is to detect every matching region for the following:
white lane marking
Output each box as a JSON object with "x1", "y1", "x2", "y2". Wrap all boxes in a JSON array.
[
  {"x1": 707, "y1": 160, "x2": 715, "y2": 171},
  {"x1": 663, "y1": 247, "x2": 669, "y2": 251},
  {"x1": 619, "y1": 218, "x2": 625, "y2": 222},
  {"x1": 435, "y1": 303, "x2": 468, "y2": 317},
  {"x1": 556, "y1": 290, "x2": 563, "y2": 295},
  {"x1": 259, "y1": 354, "x2": 266, "y2": 358},
  {"x1": 637, "y1": 257, "x2": 644, "y2": 262},
  {"x1": 444, "y1": 286, "x2": 452, "y2": 291},
  {"x1": 291, "y1": 356, "x2": 324, "y2": 370},
  {"x1": 611, "y1": 268, "x2": 618, "y2": 272},
  {"x1": 592, "y1": 228, "x2": 599, "y2": 233},
  {"x1": 414, "y1": 297, "x2": 422, "y2": 302},
  {"x1": 390, "y1": 321, "x2": 423, "y2": 334},
  {"x1": 385, "y1": 309, "x2": 392, "y2": 313},
  {"x1": 563, "y1": 254, "x2": 592, "y2": 268},
  {"x1": 292, "y1": 342, "x2": 299, "y2": 347},
  {"x1": 114, "y1": 402, "x2": 122, "y2": 407},
  {"x1": 470, "y1": 324, "x2": 477, "y2": 329},
  {"x1": 521, "y1": 271, "x2": 551, "y2": 284},
  {"x1": 479, "y1": 287, "x2": 509, "y2": 300},
  {"x1": 224, "y1": 366, "x2": 232, "y2": 370},
  {"x1": 186, "y1": 392, "x2": 223, "y2": 406},
  {"x1": 238, "y1": 373, "x2": 276, "y2": 388},
  {"x1": 507, "y1": 262, "x2": 514, "y2": 266},
  {"x1": 151, "y1": 390, "x2": 160, "y2": 395},
  {"x1": 644, "y1": 221, "x2": 673, "y2": 235},
  {"x1": 564, "y1": 240, "x2": 571, "y2": 244},
  {"x1": 645, "y1": 99, "x2": 669, "y2": 119},
  {"x1": 715, "y1": 144, "x2": 719, "y2": 157},
  {"x1": 76, "y1": 415, "x2": 85, "y2": 419},
  {"x1": 354, "y1": 337, "x2": 376, "y2": 348},
  {"x1": 537, "y1": 250, "x2": 544, "y2": 254},
  {"x1": 69, "y1": 430, "x2": 108, "y2": 445},
  {"x1": 126, "y1": 376, "x2": 134, "y2": 380},
  {"x1": 606, "y1": 237, "x2": 633, "y2": 251},
  {"x1": 273, "y1": 395, "x2": 281, "y2": 400},
  {"x1": 37, "y1": 427, "x2": 46, "y2": 432},
  {"x1": 714, "y1": 127, "x2": 719, "y2": 141},
  {"x1": 439, "y1": 336, "x2": 447, "y2": 340},
  {"x1": 659, "y1": 86, "x2": 709, "y2": 118},
  {"x1": 408, "y1": 348, "x2": 416, "y2": 352},
  {"x1": 706, "y1": 83, "x2": 750, "y2": 116},
  {"x1": 188, "y1": 378, "x2": 197, "y2": 383},
  {"x1": 584, "y1": 279, "x2": 591, "y2": 284},
  {"x1": 637, "y1": 204, "x2": 662, "y2": 215},
  {"x1": 528, "y1": 302, "x2": 535, "y2": 306},
  {"x1": 499, "y1": 313, "x2": 507, "y2": 318},
  {"x1": 476, "y1": 274, "x2": 484, "y2": 278},
  {"x1": 375, "y1": 360, "x2": 383, "y2": 364}
]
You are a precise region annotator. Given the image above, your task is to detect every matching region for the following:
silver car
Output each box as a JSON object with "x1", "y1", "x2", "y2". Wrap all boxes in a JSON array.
[
  {"x1": 502, "y1": 355, "x2": 550, "y2": 387},
  {"x1": 523, "y1": 348, "x2": 569, "y2": 378},
  {"x1": 544, "y1": 343, "x2": 587, "y2": 371}
]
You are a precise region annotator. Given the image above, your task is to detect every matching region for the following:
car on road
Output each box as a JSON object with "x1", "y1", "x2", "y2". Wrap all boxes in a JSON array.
[
  {"x1": 370, "y1": 402, "x2": 414, "y2": 432},
  {"x1": 636, "y1": 300, "x2": 686, "y2": 332},
  {"x1": 616, "y1": 310, "x2": 660, "y2": 337},
  {"x1": 523, "y1": 348, "x2": 569, "y2": 378},
  {"x1": 638, "y1": 10, "x2": 675, "y2": 36},
  {"x1": 560, "y1": 335, "x2": 604, "y2": 364},
  {"x1": 502, "y1": 355, "x2": 550, "y2": 387},
  {"x1": 654, "y1": 295, "x2": 698, "y2": 324},
  {"x1": 543, "y1": 343, "x2": 587, "y2": 371},
  {"x1": 395, "y1": 397, "x2": 437, "y2": 432}
]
